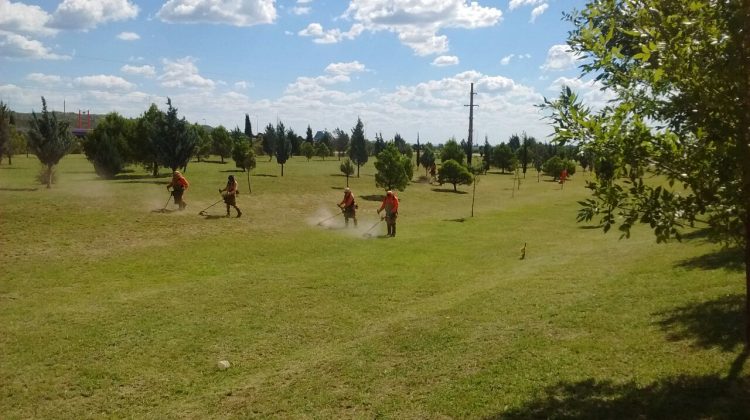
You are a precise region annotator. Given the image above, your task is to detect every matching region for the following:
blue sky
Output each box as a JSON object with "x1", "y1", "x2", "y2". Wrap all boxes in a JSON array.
[{"x1": 0, "y1": 0, "x2": 609, "y2": 144}]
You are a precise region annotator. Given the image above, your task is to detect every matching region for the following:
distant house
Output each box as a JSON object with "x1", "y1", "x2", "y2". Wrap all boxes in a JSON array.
[{"x1": 313, "y1": 130, "x2": 330, "y2": 143}]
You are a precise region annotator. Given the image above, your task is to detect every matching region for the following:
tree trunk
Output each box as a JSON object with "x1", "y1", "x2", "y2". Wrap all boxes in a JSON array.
[
  {"x1": 247, "y1": 171, "x2": 251, "y2": 194},
  {"x1": 46, "y1": 164, "x2": 52, "y2": 189},
  {"x1": 7, "y1": 154, "x2": 11, "y2": 165},
  {"x1": 357, "y1": 164, "x2": 360, "y2": 178},
  {"x1": 742, "y1": 0, "x2": 750, "y2": 348},
  {"x1": 346, "y1": 174, "x2": 349, "y2": 187},
  {"x1": 281, "y1": 164, "x2": 284, "y2": 177},
  {"x1": 152, "y1": 161, "x2": 159, "y2": 177}
]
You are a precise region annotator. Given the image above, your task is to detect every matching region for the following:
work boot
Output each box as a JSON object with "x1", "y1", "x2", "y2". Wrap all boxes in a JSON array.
[{"x1": 236, "y1": 209, "x2": 242, "y2": 218}]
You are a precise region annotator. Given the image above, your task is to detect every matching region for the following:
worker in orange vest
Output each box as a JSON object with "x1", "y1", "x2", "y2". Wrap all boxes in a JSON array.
[
  {"x1": 377, "y1": 190, "x2": 399, "y2": 237},
  {"x1": 167, "y1": 170, "x2": 189, "y2": 210},
  {"x1": 338, "y1": 187, "x2": 357, "y2": 227}
]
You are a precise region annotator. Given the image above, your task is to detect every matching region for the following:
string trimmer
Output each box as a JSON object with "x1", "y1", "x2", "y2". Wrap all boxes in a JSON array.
[
  {"x1": 198, "y1": 198, "x2": 224, "y2": 216},
  {"x1": 317, "y1": 208, "x2": 344, "y2": 226},
  {"x1": 157, "y1": 190, "x2": 173, "y2": 213},
  {"x1": 362, "y1": 218, "x2": 384, "y2": 238}
]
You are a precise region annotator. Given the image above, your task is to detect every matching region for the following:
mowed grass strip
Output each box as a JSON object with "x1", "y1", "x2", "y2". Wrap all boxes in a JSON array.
[{"x1": 0, "y1": 154, "x2": 746, "y2": 418}]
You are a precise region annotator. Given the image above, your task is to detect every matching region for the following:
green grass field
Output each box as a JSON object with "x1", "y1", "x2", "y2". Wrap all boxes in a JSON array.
[{"x1": 1, "y1": 154, "x2": 747, "y2": 418}]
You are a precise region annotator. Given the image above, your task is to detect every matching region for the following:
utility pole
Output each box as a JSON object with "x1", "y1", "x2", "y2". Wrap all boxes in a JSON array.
[{"x1": 464, "y1": 83, "x2": 478, "y2": 165}]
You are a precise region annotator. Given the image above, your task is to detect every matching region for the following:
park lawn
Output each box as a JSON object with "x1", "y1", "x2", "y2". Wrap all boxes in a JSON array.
[{"x1": 0, "y1": 154, "x2": 747, "y2": 418}]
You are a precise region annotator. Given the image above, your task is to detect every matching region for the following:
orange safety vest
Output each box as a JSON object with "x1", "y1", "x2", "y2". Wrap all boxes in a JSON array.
[
  {"x1": 169, "y1": 174, "x2": 189, "y2": 189},
  {"x1": 379, "y1": 194, "x2": 399, "y2": 214}
]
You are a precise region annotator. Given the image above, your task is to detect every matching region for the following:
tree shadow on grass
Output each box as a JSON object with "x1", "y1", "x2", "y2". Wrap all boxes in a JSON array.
[
  {"x1": 220, "y1": 169, "x2": 243, "y2": 173},
  {"x1": 675, "y1": 247, "x2": 744, "y2": 272},
  {"x1": 254, "y1": 174, "x2": 278, "y2": 178},
  {"x1": 495, "y1": 375, "x2": 749, "y2": 419},
  {"x1": 113, "y1": 173, "x2": 169, "y2": 181},
  {"x1": 578, "y1": 225, "x2": 604, "y2": 230},
  {"x1": 202, "y1": 215, "x2": 227, "y2": 220},
  {"x1": 444, "y1": 218, "x2": 466, "y2": 223},
  {"x1": 432, "y1": 188, "x2": 468, "y2": 194},
  {"x1": 360, "y1": 194, "x2": 385, "y2": 202},
  {"x1": 0, "y1": 187, "x2": 38, "y2": 192},
  {"x1": 150, "y1": 208, "x2": 176, "y2": 214},
  {"x1": 655, "y1": 294, "x2": 745, "y2": 352}
]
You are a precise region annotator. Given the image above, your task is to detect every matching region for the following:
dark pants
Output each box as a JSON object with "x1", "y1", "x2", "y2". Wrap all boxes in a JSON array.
[
  {"x1": 173, "y1": 187, "x2": 186, "y2": 210},
  {"x1": 385, "y1": 212, "x2": 397, "y2": 236}
]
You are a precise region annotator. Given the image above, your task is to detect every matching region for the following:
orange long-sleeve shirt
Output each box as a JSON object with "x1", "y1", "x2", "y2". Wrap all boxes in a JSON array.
[
  {"x1": 168, "y1": 173, "x2": 189, "y2": 189},
  {"x1": 339, "y1": 192, "x2": 355, "y2": 208},
  {"x1": 378, "y1": 194, "x2": 399, "y2": 214}
]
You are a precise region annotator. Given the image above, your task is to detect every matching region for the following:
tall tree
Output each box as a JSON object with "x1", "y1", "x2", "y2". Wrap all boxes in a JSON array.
[
  {"x1": 132, "y1": 103, "x2": 164, "y2": 177},
  {"x1": 508, "y1": 133, "x2": 521, "y2": 152},
  {"x1": 438, "y1": 159, "x2": 473, "y2": 192},
  {"x1": 275, "y1": 121, "x2": 290, "y2": 176},
  {"x1": 305, "y1": 125, "x2": 314, "y2": 143},
  {"x1": 333, "y1": 127, "x2": 350, "y2": 160},
  {"x1": 491, "y1": 143, "x2": 517, "y2": 173},
  {"x1": 315, "y1": 142, "x2": 329, "y2": 160},
  {"x1": 542, "y1": 0, "x2": 750, "y2": 345},
  {"x1": 244, "y1": 113, "x2": 253, "y2": 138},
  {"x1": 441, "y1": 138, "x2": 466, "y2": 165},
  {"x1": 300, "y1": 142, "x2": 314, "y2": 161},
  {"x1": 393, "y1": 133, "x2": 411, "y2": 157},
  {"x1": 154, "y1": 98, "x2": 196, "y2": 172},
  {"x1": 340, "y1": 158, "x2": 355, "y2": 187},
  {"x1": 81, "y1": 112, "x2": 134, "y2": 178},
  {"x1": 414, "y1": 135, "x2": 421, "y2": 171},
  {"x1": 27, "y1": 97, "x2": 73, "y2": 188},
  {"x1": 192, "y1": 123, "x2": 212, "y2": 161},
  {"x1": 419, "y1": 146, "x2": 436, "y2": 176},
  {"x1": 482, "y1": 138, "x2": 492, "y2": 174},
  {"x1": 7, "y1": 126, "x2": 27, "y2": 163},
  {"x1": 349, "y1": 117, "x2": 368, "y2": 177},
  {"x1": 373, "y1": 132, "x2": 386, "y2": 155},
  {"x1": 262, "y1": 123, "x2": 276, "y2": 161},
  {"x1": 374, "y1": 143, "x2": 410, "y2": 191},
  {"x1": 287, "y1": 128, "x2": 301, "y2": 156},
  {"x1": 211, "y1": 126, "x2": 233, "y2": 163},
  {"x1": 519, "y1": 133, "x2": 536, "y2": 178},
  {"x1": 0, "y1": 102, "x2": 10, "y2": 164}
]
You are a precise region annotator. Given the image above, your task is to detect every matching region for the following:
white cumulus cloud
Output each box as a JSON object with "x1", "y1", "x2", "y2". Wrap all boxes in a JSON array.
[
  {"x1": 74, "y1": 74, "x2": 135, "y2": 91},
  {"x1": 158, "y1": 0, "x2": 276, "y2": 26},
  {"x1": 432, "y1": 55, "x2": 459, "y2": 67},
  {"x1": 292, "y1": 6, "x2": 310, "y2": 15},
  {"x1": 541, "y1": 44, "x2": 580, "y2": 71},
  {"x1": 0, "y1": 0, "x2": 56, "y2": 36},
  {"x1": 117, "y1": 31, "x2": 140, "y2": 41},
  {"x1": 50, "y1": 0, "x2": 139, "y2": 30},
  {"x1": 298, "y1": 22, "x2": 363, "y2": 44},
  {"x1": 121, "y1": 64, "x2": 156, "y2": 77},
  {"x1": 530, "y1": 3, "x2": 548, "y2": 22},
  {"x1": 159, "y1": 57, "x2": 215, "y2": 90},
  {"x1": 25, "y1": 73, "x2": 63, "y2": 84},
  {"x1": 548, "y1": 76, "x2": 617, "y2": 108},
  {"x1": 0, "y1": 31, "x2": 69, "y2": 60},
  {"x1": 325, "y1": 61, "x2": 366, "y2": 76},
  {"x1": 509, "y1": 0, "x2": 544, "y2": 10},
  {"x1": 299, "y1": 0, "x2": 502, "y2": 56}
]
